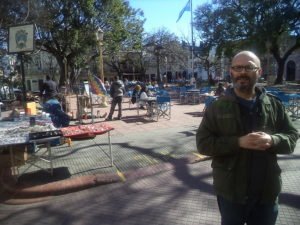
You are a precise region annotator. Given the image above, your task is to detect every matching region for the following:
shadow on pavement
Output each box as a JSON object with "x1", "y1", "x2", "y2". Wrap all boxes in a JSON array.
[
  {"x1": 17, "y1": 167, "x2": 71, "y2": 186},
  {"x1": 280, "y1": 192, "x2": 300, "y2": 209}
]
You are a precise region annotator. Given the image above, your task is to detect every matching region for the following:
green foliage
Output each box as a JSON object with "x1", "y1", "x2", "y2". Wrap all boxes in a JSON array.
[
  {"x1": 144, "y1": 28, "x2": 189, "y2": 72},
  {"x1": 0, "y1": 0, "x2": 145, "y2": 86},
  {"x1": 194, "y1": 0, "x2": 300, "y2": 83}
]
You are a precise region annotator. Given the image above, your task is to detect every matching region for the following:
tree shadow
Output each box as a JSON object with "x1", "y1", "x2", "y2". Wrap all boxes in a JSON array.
[
  {"x1": 280, "y1": 193, "x2": 300, "y2": 209},
  {"x1": 185, "y1": 111, "x2": 204, "y2": 117}
]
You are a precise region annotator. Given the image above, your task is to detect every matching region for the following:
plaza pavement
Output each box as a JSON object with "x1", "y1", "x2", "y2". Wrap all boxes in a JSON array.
[{"x1": 0, "y1": 96, "x2": 299, "y2": 225}]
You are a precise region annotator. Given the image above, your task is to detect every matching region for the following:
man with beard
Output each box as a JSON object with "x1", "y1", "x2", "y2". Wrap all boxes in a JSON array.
[{"x1": 196, "y1": 51, "x2": 298, "y2": 225}]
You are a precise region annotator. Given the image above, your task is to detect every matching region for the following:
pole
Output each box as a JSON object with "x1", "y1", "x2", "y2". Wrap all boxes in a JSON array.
[
  {"x1": 19, "y1": 53, "x2": 27, "y2": 113},
  {"x1": 98, "y1": 39, "x2": 108, "y2": 107},
  {"x1": 99, "y1": 40, "x2": 104, "y2": 82},
  {"x1": 190, "y1": 0, "x2": 194, "y2": 79},
  {"x1": 165, "y1": 56, "x2": 168, "y2": 84},
  {"x1": 156, "y1": 47, "x2": 161, "y2": 83},
  {"x1": 64, "y1": 58, "x2": 68, "y2": 91}
]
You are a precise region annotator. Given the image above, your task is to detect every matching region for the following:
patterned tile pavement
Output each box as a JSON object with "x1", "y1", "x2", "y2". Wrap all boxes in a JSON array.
[{"x1": 0, "y1": 95, "x2": 299, "y2": 224}]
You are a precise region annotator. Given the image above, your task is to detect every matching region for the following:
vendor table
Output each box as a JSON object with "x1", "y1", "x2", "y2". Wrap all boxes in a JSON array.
[
  {"x1": 60, "y1": 123, "x2": 114, "y2": 166},
  {"x1": 0, "y1": 118, "x2": 62, "y2": 180},
  {"x1": 9, "y1": 136, "x2": 61, "y2": 179}
]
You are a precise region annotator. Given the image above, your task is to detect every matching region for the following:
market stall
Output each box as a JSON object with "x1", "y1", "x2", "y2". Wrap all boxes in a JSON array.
[
  {"x1": 0, "y1": 117, "x2": 62, "y2": 180},
  {"x1": 0, "y1": 116, "x2": 115, "y2": 180}
]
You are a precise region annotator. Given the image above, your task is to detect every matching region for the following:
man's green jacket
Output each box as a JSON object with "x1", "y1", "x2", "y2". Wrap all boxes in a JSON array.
[{"x1": 196, "y1": 87, "x2": 298, "y2": 204}]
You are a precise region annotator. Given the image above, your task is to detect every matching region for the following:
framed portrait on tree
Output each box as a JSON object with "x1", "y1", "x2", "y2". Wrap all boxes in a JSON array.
[{"x1": 8, "y1": 24, "x2": 34, "y2": 53}]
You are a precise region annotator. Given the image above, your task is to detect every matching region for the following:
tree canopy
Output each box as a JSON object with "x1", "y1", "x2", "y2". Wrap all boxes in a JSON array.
[
  {"x1": 0, "y1": 0, "x2": 145, "y2": 86},
  {"x1": 143, "y1": 28, "x2": 189, "y2": 82},
  {"x1": 194, "y1": 0, "x2": 300, "y2": 84}
]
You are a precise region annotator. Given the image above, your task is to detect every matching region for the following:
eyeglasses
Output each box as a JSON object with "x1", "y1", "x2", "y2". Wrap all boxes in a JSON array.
[{"x1": 231, "y1": 65, "x2": 259, "y2": 72}]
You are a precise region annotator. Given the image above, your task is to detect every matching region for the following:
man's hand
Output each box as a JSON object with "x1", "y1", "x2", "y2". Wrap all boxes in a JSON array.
[{"x1": 239, "y1": 132, "x2": 273, "y2": 151}]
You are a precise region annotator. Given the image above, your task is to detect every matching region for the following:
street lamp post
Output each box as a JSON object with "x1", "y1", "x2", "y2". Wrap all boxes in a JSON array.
[
  {"x1": 63, "y1": 57, "x2": 68, "y2": 91},
  {"x1": 95, "y1": 28, "x2": 108, "y2": 107},
  {"x1": 96, "y1": 28, "x2": 104, "y2": 82},
  {"x1": 154, "y1": 45, "x2": 163, "y2": 85},
  {"x1": 165, "y1": 56, "x2": 168, "y2": 86}
]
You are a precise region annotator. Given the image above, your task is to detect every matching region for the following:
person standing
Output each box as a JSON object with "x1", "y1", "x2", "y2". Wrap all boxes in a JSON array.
[
  {"x1": 106, "y1": 76, "x2": 125, "y2": 121},
  {"x1": 196, "y1": 50, "x2": 298, "y2": 225},
  {"x1": 40, "y1": 75, "x2": 59, "y2": 102}
]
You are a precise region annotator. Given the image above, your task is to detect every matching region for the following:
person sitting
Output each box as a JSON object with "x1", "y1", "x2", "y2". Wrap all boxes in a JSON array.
[
  {"x1": 43, "y1": 98, "x2": 70, "y2": 128},
  {"x1": 131, "y1": 84, "x2": 141, "y2": 104},
  {"x1": 214, "y1": 82, "x2": 226, "y2": 97},
  {"x1": 138, "y1": 86, "x2": 156, "y2": 109}
]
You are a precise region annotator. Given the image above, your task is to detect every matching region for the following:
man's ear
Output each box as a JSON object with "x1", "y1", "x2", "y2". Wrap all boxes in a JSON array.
[{"x1": 258, "y1": 68, "x2": 263, "y2": 77}]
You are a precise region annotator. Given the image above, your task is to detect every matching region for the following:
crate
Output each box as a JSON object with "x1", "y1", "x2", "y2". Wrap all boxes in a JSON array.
[
  {"x1": 64, "y1": 94, "x2": 90, "y2": 120},
  {"x1": 0, "y1": 145, "x2": 27, "y2": 168},
  {"x1": 65, "y1": 95, "x2": 79, "y2": 120}
]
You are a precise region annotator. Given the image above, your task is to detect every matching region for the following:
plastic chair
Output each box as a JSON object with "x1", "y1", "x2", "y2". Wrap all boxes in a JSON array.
[
  {"x1": 155, "y1": 96, "x2": 171, "y2": 121},
  {"x1": 275, "y1": 92, "x2": 298, "y2": 117},
  {"x1": 156, "y1": 90, "x2": 170, "y2": 97}
]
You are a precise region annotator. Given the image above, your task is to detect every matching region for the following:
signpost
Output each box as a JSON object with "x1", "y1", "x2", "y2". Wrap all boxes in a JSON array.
[{"x1": 8, "y1": 24, "x2": 34, "y2": 113}]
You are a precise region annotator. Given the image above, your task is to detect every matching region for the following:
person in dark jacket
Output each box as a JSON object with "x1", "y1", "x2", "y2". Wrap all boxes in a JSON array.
[
  {"x1": 43, "y1": 98, "x2": 70, "y2": 128},
  {"x1": 196, "y1": 50, "x2": 298, "y2": 225},
  {"x1": 106, "y1": 76, "x2": 125, "y2": 121},
  {"x1": 40, "y1": 75, "x2": 59, "y2": 102},
  {"x1": 214, "y1": 82, "x2": 226, "y2": 96}
]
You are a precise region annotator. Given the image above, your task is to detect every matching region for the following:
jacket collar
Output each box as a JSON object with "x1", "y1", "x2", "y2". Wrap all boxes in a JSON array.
[{"x1": 223, "y1": 86, "x2": 271, "y2": 104}]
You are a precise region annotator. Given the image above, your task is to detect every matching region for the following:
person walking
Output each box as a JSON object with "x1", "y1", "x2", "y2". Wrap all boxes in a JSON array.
[
  {"x1": 196, "y1": 50, "x2": 298, "y2": 225},
  {"x1": 40, "y1": 75, "x2": 59, "y2": 103},
  {"x1": 105, "y1": 76, "x2": 125, "y2": 121}
]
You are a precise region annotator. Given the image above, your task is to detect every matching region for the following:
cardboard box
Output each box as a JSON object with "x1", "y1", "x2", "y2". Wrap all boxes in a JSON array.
[{"x1": 0, "y1": 145, "x2": 27, "y2": 168}]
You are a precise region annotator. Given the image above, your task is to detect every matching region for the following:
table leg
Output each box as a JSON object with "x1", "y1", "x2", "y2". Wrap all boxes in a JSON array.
[
  {"x1": 47, "y1": 141, "x2": 53, "y2": 175},
  {"x1": 9, "y1": 146, "x2": 18, "y2": 176},
  {"x1": 108, "y1": 131, "x2": 113, "y2": 166}
]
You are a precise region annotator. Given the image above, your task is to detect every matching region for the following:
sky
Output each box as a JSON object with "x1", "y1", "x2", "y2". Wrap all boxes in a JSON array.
[{"x1": 129, "y1": 0, "x2": 210, "y2": 42}]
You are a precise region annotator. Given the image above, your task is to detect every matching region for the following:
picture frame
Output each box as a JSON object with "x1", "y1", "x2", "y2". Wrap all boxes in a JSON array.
[{"x1": 8, "y1": 24, "x2": 34, "y2": 53}]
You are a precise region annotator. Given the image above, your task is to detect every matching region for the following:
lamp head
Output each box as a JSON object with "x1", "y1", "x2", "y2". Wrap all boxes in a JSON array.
[{"x1": 96, "y1": 28, "x2": 104, "y2": 41}]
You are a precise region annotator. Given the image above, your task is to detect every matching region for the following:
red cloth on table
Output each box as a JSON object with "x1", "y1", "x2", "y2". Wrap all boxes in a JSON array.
[{"x1": 60, "y1": 123, "x2": 114, "y2": 138}]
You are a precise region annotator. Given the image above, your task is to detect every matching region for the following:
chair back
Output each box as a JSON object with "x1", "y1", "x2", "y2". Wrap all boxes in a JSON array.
[
  {"x1": 156, "y1": 96, "x2": 170, "y2": 104},
  {"x1": 200, "y1": 86, "x2": 211, "y2": 94},
  {"x1": 156, "y1": 90, "x2": 170, "y2": 97},
  {"x1": 155, "y1": 96, "x2": 171, "y2": 121},
  {"x1": 179, "y1": 86, "x2": 187, "y2": 93}
]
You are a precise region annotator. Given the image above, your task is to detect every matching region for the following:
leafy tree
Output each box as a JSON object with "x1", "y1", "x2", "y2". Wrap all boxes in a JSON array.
[
  {"x1": 143, "y1": 28, "x2": 189, "y2": 82},
  {"x1": 194, "y1": 0, "x2": 300, "y2": 84},
  {"x1": 0, "y1": 0, "x2": 144, "y2": 87},
  {"x1": 100, "y1": 0, "x2": 145, "y2": 80}
]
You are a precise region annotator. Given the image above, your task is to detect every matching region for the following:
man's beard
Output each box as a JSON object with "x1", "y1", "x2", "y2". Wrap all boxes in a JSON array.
[{"x1": 232, "y1": 75, "x2": 257, "y2": 93}]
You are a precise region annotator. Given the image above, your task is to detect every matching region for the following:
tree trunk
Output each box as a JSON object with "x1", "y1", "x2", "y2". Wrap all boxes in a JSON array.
[
  {"x1": 275, "y1": 59, "x2": 285, "y2": 84},
  {"x1": 272, "y1": 43, "x2": 300, "y2": 85}
]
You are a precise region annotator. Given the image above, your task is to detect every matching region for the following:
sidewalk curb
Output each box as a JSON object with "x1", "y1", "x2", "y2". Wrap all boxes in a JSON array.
[{"x1": 0, "y1": 154, "x2": 210, "y2": 205}]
